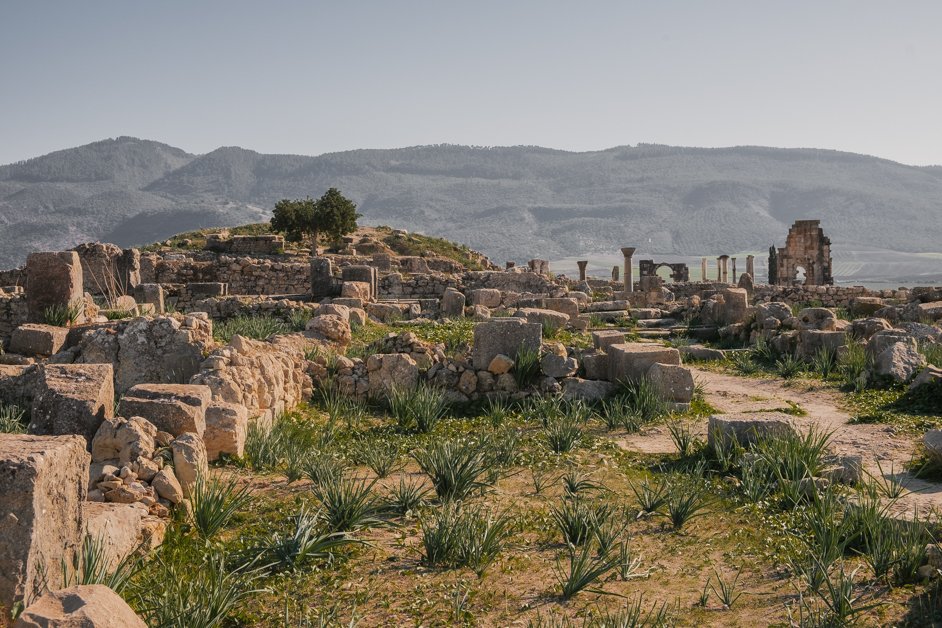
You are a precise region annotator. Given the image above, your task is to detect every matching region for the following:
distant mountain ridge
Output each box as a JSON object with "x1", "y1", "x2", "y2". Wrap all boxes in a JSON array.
[{"x1": 1, "y1": 136, "x2": 941, "y2": 271}]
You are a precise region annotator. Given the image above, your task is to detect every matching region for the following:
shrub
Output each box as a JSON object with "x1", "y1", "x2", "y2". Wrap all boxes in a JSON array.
[
  {"x1": 555, "y1": 543, "x2": 619, "y2": 600},
  {"x1": 774, "y1": 354, "x2": 804, "y2": 379},
  {"x1": 663, "y1": 481, "x2": 710, "y2": 530},
  {"x1": 666, "y1": 420, "x2": 700, "y2": 457},
  {"x1": 809, "y1": 346, "x2": 838, "y2": 379},
  {"x1": 413, "y1": 438, "x2": 493, "y2": 502},
  {"x1": 303, "y1": 453, "x2": 347, "y2": 488},
  {"x1": 419, "y1": 503, "x2": 514, "y2": 576},
  {"x1": 387, "y1": 383, "x2": 448, "y2": 433},
  {"x1": 190, "y1": 474, "x2": 253, "y2": 540},
  {"x1": 543, "y1": 414, "x2": 583, "y2": 454},
  {"x1": 617, "y1": 377, "x2": 667, "y2": 423},
  {"x1": 631, "y1": 477, "x2": 669, "y2": 516},
  {"x1": 355, "y1": 437, "x2": 402, "y2": 478}
]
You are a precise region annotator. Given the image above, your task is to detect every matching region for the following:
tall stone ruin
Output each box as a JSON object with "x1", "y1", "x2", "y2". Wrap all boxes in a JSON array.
[{"x1": 769, "y1": 220, "x2": 833, "y2": 286}]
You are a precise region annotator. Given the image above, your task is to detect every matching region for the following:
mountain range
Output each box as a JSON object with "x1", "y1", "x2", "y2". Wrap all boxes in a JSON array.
[{"x1": 1, "y1": 137, "x2": 941, "y2": 280}]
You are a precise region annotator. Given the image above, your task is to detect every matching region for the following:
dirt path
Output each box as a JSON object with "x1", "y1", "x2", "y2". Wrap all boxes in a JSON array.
[{"x1": 616, "y1": 367, "x2": 942, "y2": 516}]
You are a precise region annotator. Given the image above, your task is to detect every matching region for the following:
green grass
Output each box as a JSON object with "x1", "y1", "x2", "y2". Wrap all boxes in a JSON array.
[
  {"x1": 214, "y1": 315, "x2": 290, "y2": 343},
  {"x1": 846, "y1": 385, "x2": 942, "y2": 432},
  {"x1": 379, "y1": 226, "x2": 491, "y2": 271}
]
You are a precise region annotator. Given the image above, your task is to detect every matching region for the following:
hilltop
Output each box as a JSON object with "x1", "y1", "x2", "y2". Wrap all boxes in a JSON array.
[{"x1": 2, "y1": 137, "x2": 942, "y2": 273}]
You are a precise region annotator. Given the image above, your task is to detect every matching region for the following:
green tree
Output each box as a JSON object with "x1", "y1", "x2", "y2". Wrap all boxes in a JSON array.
[{"x1": 269, "y1": 189, "x2": 360, "y2": 253}]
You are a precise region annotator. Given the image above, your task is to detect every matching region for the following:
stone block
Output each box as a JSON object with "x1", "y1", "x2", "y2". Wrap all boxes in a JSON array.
[
  {"x1": 849, "y1": 296, "x2": 884, "y2": 317},
  {"x1": 720, "y1": 288, "x2": 749, "y2": 325},
  {"x1": 366, "y1": 302, "x2": 407, "y2": 323},
  {"x1": 14, "y1": 584, "x2": 146, "y2": 628},
  {"x1": 203, "y1": 401, "x2": 249, "y2": 461},
  {"x1": 341, "y1": 265, "x2": 378, "y2": 300},
  {"x1": 0, "y1": 434, "x2": 89, "y2": 611},
  {"x1": 134, "y1": 283, "x2": 165, "y2": 314},
  {"x1": 797, "y1": 307, "x2": 837, "y2": 331},
  {"x1": 31, "y1": 364, "x2": 115, "y2": 443},
  {"x1": 311, "y1": 257, "x2": 336, "y2": 299},
  {"x1": 341, "y1": 281, "x2": 372, "y2": 301},
  {"x1": 25, "y1": 251, "x2": 85, "y2": 324},
  {"x1": 90, "y1": 416, "x2": 157, "y2": 464},
  {"x1": 646, "y1": 363, "x2": 695, "y2": 404},
  {"x1": 707, "y1": 413, "x2": 799, "y2": 450},
  {"x1": 581, "y1": 351, "x2": 609, "y2": 380},
  {"x1": 9, "y1": 324, "x2": 68, "y2": 357},
  {"x1": 367, "y1": 354, "x2": 419, "y2": 396},
  {"x1": 607, "y1": 343, "x2": 681, "y2": 384},
  {"x1": 796, "y1": 330, "x2": 848, "y2": 360},
  {"x1": 561, "y1": 378, "x2": 615, "y2": 402},
  {"x1": 544, "y1": 297, "x2": 580, "y2": 319},
  {"x1": 83, "y1": 502, "x2": 144, "y2": 570},
  {"x1": 470, "y1": 288, "x2": 502, "y2": 308},
  {"x1": 441, "y1": 288, "x2": 466, "y2": 318},
  {"x1": 119, "y1": 384, "x2": 212, "y2": 437},
  {"x1": 171, "y1": 433, "x2": 207, "y2": 497},
  {"x1": 513, "y1": 307, "x2": 569, "y2": 331},
  {"x1": 471, "y1": 318, "x2": 542, "y2": 370},
  {"x1": 591, "y1": 330, "x2": 625, "y2": 352}
]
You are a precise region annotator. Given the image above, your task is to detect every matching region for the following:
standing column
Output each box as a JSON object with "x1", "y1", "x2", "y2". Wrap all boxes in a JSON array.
[
  {"x1": 716, "y1": 257, "x2": 723, "y2": 282},
  {"x1": 577, "y1": 260, "x2": 588, "y2": 282},
  {"x1": 620, "y1": 247, "x2": 636, "y2": 293},
  {"x1": 731, "y1": 257, "x2": 737, "y2": 284},
  {"x1": 722, "y1": 257, "x2": 729, "y2": 283},
  {"x1": 746, "y1": 255, "x2": 755, "y2": 279},
  {"x1": 612, "y1": 266, "x2": 619, "y2": 282},
  {"x1": 701, "y1": 257, "x2": 708, "y2": 282}
]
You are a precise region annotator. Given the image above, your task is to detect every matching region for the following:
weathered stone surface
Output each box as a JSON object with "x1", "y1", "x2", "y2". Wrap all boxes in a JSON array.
[
  {"x1": 471, "y1": 318, "x2": 542, "y2": 370},
  {"x1": 849, "y1": 296, "x2": 885, "y2": 317},
  {"x1": 646, "y1": 363, "x2": 695, "y2": 404},
  {"x1": 910, "y1": 365, "x2": 942, "y2": 392},
  {"x1": 340, "y1": 281, "x2": 372, "y2": 302},
  {"x1": 0, "y1": 434, "x2": 89, "y2": 611},
  {"x1": 367, "y1": 353, "x2": 419, "y2": 396},
  {"x1": 203, "y1": 401, "x2": 248, "y2": 461},
  {"x1": 441, "y1": 288, "x2": 466, "y2": 318},
  {"x1": 119, "y1": 384, "x2": 211, "y2": 437},
  {"x1": 707, "y1": 413, "x2": 799, "y2": 449},
  {"x1": 487, "y1": 354, "x2": 514, "y2": 375},
  {"x1": 470, "y1": 288, "x2": 502, "y2": 308},
  {"x1": 850, "y1": 317, "x2": 892, "y2": 340},
  {"x1": 607, "y1": 343, "x2": 681, "y2": 384},
  {"x1": 796, "y1": 330, "x2": 847, "y2": 360},
  {"x1": 31, "y1": 364, "x2": 115, "y2": 443},
  {"x1": 91, "y1": 416, "x2": 157, "y2": 464},
  {"x1": 719, "y1": 288, "x2": 750, "y2": 325},
  {"x1": 151, "y1": 467, "x2": 184, "y2": 504},
  {"x1": 10, "y1": 324, "x2": 68, "y2": 357},
  {"x1": 457, "y1": 369, "x2": 477, "y2": 395},
  {"x1": 191, "y1": 334, "x2": 313, "y2": 427},
  {"x1": 544, "y1": 297, "x2": 580, "y2": 319},
  {"x1": 591, "y1": 330, "x2": 625, "y2": 352},
  {"x1": 678, "y1": 344, "x2": 726, "y2": 362},
  {"x1": 134, "y1": 283, "x2": 165, "y2": 314},
  {"x1": 924, "y1": 430, "x2": 942, "y2": 464},
  {"x1": 540, "y1": 342, "x2": 578, "y2": 378},
  {"x1": 78, "y1": 315, "x2": 213, "y2": 393},
  {"x1": 366, "y1": 302, "x2": 407, "y2": 323},
  {"x1": 26, "y1": 251, "x2": 85, "y2": 324},
  {"x1": 170, "y1": 433, "x2": 207, "y2": 497},
  {"x1": 316, "y1": 303, "x2": 349, "y2": 322},
  {"x1": 305, "y1": 314, "x2": 352, "y2": 346},
  {"x1": 872, "y1": 341, "x2": 926, "y2": 383},
  {"x1": 14, "y1": 584, "x2": 146, "y2": 628},
  {"x1": 513, "y1": 307, "x2": 569, "y2": 331},
  {"x1": 756, "y1": 302, "x2": 793, "y2": 322},
  {"x1": 561, "y1": 378, "x2": 616, "y2": 402},
  {"x1": 83, "y1": 502, "x2": 144, "y2": 570},
  {"x1": 581, "y1": 351, "x2": 609, "y2": 380},
  {"x1": 797, "y1": 307, "x2": 837, "y2": 331},
  {"x1": 867, "y1": 329, "x2": 917, "y2": 358}
]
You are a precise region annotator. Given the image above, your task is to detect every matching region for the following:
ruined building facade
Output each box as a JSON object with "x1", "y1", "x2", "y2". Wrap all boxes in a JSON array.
[{"x1": 769, "y1": 220, "x2": 833, "y2": 287}]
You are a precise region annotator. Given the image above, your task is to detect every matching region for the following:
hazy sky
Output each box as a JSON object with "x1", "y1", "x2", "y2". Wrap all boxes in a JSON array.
[{"x1": 3, "y1": 1, "x2": 941, "y2": 166}]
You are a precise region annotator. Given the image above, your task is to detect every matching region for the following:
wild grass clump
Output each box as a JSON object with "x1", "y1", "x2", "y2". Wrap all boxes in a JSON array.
[
  {"x1": 596, "y1": 396, "x2": 643, "y2": 432},
  {"x1": 513, "y1": 346, "x2": 542, "y2": 389},
  {"x1": 386, "y1": 477, "x2": 431, "y2": 515},
  {"x1": 62, "y1": 534, "x2": 138, "y2": 592},
  {"x1": 666, "y1": 420, "x2": 701, "y2": 457},
  {"x1": 189, "y1": 474, "x2": 253, "y2": 540},
  {"x1": 839, "y1": 341, "x2": 870, "y2": 392},
  {"x1": 551, "y1": 499, "x2": 614, "y2": 546},
  {"x1": 354, "y1": 437, "x2": 402, "y2": 478},
  {"x1": 728, "y1": 351, "x2": 759, "y2": 375},
  {"x1": 555, "y1": 542, "x2": 620, "y2": 600},
  {"x1": 543, "y1": 414, "x2": 583, "y2": 453},
  {"x1": 312, "y1": 475, "x2": 388, "y2": 533},
  {"x1": 303, "y1": 452, "x2": 347, "y2": 487},
  {"x1": 617, "y1": 377, "x2": 668, "y2": 423},
  {"x1": 0, "y1": 401, "x2": 27, "y2": 434},
  {"x1": 243, "y1": 413, "x2": 319, "y2": 473},
  {"x1": 809, "y1": 346, "x2": 838, "y2": 379},
  {"x1": 413, "y1": 437, "x2": 493, "y2": 502},
  {"x1": 387, "y1": 383, "x2": 449, "y2": 433},
  {"x1": 775, "y1": 354, "x2": 804, "y2": 379},
  {"x1": 419, "y1": 503, "x2": 515, "y2": 576},
  {"x1": 214, "y1": 315, "x2": 289, "y2": 343},
  {"x1": 41, "y1": 300, "x2": 82, "y2": 327},
  {"x1": 663, "y1": 480, "x2": 710, "y2": 530},
  {"x1": 245, "y1": 507, "x2": 355, "y2": 573}
]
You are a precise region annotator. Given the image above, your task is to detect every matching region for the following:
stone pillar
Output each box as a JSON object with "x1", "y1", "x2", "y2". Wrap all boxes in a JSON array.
[
  {"x1": 731, "y1": 257, "x2": 737, "y2": 284},
  {"x1": 700, "y1": 258, "x2": 707, "y2": 282},
  {"x1": 341, "y1": 265, "x2": 378, "y2": 301},
  {"x1": 577, "y1": 260, "x2": 588, "y2": 282},
  {"x1": 721, "y1": 257, "x2": 729, "y2": 284},
  {"x1": 620, "y1": 247, "x2": 636, "y2": 293},
  {"x1": 612, "y1": 266, "x2": 619, "y2": 282},
  {"x1": 716, "y1": 257, "x2": 723, "y2": 282},
  {"x1": 26, "y1": 251, "x2": 85, "y2": 324},
  {"x1": 506, "y1": 261, "x2": 515, "y2": 269},
  {"x1": 746, "y1": 255, "x2": 755, "y2": 279},
  {"x1": 310, "y1": 257, "x2": 335, "y2": 300}
]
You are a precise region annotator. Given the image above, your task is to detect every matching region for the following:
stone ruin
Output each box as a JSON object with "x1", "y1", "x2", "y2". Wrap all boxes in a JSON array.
[
  {"x1": 769, "y1": 219, "x2": 833, "y2": 286},
  {"x1": 0, "y1": 220, "x2": 939, "y2": 621}
]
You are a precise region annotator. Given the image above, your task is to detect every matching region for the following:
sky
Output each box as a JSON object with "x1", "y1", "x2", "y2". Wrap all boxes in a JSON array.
[{"x1": 2, "y1": 1, "x2": 942, "y2": 166}]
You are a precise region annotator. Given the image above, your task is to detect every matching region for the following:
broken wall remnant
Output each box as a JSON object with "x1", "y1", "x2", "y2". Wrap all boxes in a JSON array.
[
  {"x1": 25, "y1": 252, "x2": 85, "y2": 324},
  {"x1": 770, "y1": 220, "x2": 833, "y2": 287},
  {"x1": 72, "y1": 243, "x2": 141, "y2": 297},
  {"x1": 638, "y1": 260, "x2": 689, "y2": 283}
]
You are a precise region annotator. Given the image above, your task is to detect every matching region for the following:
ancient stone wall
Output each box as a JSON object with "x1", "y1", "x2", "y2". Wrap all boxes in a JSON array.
[
  {"x1": 379, "y1": 273, "x2": 458, "y2": 299},
  {"x1": 141, "y1": 253, "x2": 310, "y2": 296},
  {"x1": 0, "y1": 267, "x2": 25, "y2": 288},
  {"x1": 771, "y1": 220, "x2": 834, "y2": 286},
  {"x1": 205, "y1": 234, "x2": 285, "y2": 255},
  {"x1": 667, "y1": 281, "x2": 908, "y2": 308},
  {"x1": 0, "y1": 293, "x2": 29, "y2": 346}
]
